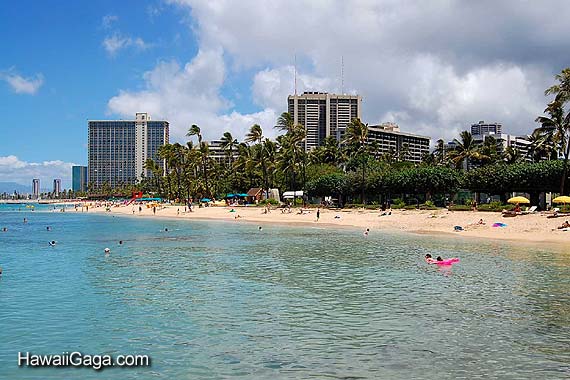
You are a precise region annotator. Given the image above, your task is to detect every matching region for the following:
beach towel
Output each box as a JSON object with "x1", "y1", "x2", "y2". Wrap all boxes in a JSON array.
[{"x1": 492, "y1": 222, "x2": 507, "y2": 228}]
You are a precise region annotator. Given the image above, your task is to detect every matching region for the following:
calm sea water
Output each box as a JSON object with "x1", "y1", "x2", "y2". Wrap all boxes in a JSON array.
[{"x1": 0, "y1": 204, "x2": 569, "y2": 379}]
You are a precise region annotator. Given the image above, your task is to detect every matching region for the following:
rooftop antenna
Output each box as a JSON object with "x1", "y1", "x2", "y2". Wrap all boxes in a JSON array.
[
  {"x1": 294, "y1": 54, "x2": 297, "y2": 96},
  {"x1": 341, "y1": 56, "x2": 344, "y2": 95}
]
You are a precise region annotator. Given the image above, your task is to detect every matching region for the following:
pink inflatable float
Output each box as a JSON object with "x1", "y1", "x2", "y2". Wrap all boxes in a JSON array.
[{"x1": 435, "y1": 258, "x2": 460, "y2": 265}]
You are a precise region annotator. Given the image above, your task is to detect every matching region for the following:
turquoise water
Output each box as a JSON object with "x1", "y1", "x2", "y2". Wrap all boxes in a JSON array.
[{"x1": 0, "y1": 205, "x2": 569, "y2": 379}]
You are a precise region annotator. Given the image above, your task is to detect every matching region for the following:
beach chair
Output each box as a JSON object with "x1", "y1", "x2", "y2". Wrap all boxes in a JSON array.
[{"x1": 522, "y1": 206, "x2": 537, "y2": 214}]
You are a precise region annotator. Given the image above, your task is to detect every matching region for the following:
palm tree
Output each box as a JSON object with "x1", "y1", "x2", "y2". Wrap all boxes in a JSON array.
[
  {"x1": 220, "y1": 131, "x2": 238, "y2": 168},
  {"x1": 187, "y1": 124, "x2": 203, "y2": 144},
  {"x1": 245, "y1": 124, "x2": 268, "y2": 197},
  {"x1": 545, "y1": 68, "x2": 570, "y2": 103},
  {"x1": 536, "y1": 99, "x2": 570, "y2": 194},
  {"x1": 310, "y1": 136, "x2": 344, "y2": 165},
  {"x1": 276, "y1": 112, "x2": 295, "y2": 133},
  {"x1": 343, "y1": 118, "x2": 369, "y2": 203},
  {"x1": 433, "y1": 139, "x2": 446, "y2": 165},
  {"x1": 186, "y1": 125, "x2": 211, "y2": 197},
  {"x1": 503, "y1": 146, "x2": 523, "y2": 164},
  {"x1": 448, "y1": 131, "x2": 488, "y2": 170},
  {"x1": 527, "y1": 129, "x2": 555, "y2": 162}
]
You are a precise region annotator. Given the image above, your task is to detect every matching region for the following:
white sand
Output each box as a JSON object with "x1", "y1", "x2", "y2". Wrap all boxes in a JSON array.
[{"x1": 85, "y1": 203, "x2": 570, "y2": 249}]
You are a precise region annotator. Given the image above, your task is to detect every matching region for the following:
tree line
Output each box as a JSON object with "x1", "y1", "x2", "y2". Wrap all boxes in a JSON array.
[{"x1": 89, "y1": 68, "x2": 570, "y2": 205}]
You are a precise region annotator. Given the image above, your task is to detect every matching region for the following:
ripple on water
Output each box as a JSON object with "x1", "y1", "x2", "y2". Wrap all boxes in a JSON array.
[{"x1": 0, "y1": 209, "x2": 569, "y2": 379}]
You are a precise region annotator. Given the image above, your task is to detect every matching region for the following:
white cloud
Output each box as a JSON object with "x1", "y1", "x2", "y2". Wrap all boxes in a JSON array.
[
  {"x1": 109, "y1": 0, "x2": 569, "y2": 146},
  {"x1": 0, "y1": 155, "x2": 75, "y2": 190},
  {"x1": 101, "y1": 14, "x2": 118, "y2": 29},
  {"x1": 102, "y1": 34, "x2": 150, "y2": 56},
  {"x1": 0, "y1": 71, "x2": 44, "y2": 95},
  {"x1": 107, "y1": 49, "x2": 279, "y2": 142},
  {"x1": 252, "y1": 66, "x2": 335, "y2": 111}
]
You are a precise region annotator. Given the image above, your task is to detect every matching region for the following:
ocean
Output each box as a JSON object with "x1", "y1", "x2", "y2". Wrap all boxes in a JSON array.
[{"x1": 0, "y1": 204, "x2": 569, "y2": 379}]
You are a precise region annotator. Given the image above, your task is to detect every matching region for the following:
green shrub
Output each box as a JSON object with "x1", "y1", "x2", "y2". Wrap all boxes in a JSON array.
[
  {"x1": 419, "y1": 203, "x2": 438, "y2": 210},
  {"x1": 342, "y1": 203, "x2": 378, "y2": 209},
  {"x1": 391, "y1": 198, "x2": 406, "y2": 209},
  {"x1": 404, "y1": 205, "x2": 417, "y2": 210},
  {"x1": 477, "y1": 203, "x2": 514, "y2": 212},
  {"x1": 448, "y1": 205, "x2": 472, "y2": 211}
]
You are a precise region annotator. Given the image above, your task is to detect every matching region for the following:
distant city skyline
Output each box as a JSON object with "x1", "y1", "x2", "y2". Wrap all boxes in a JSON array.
[{"x1": 1, "y1": 1, "x2": 569, "y2": 187}]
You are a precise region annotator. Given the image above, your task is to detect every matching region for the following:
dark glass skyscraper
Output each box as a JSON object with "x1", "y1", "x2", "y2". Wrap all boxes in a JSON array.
[
  {"x1": 88, "y1": 113, "x2": 169, "y2": 188},
  {"x1": 72, "y1": 166, "x2": 87, "y2": 192}
]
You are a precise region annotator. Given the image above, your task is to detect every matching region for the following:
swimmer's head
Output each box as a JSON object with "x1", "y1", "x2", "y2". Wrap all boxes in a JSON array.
[
  {"x1": 104, "y1": 248, "x2": 111, "y2": 253},
  {"x1": 119, "y1": 240, "x2": 123, "y2": 245},
  {"x1": 425, "y1": 254, "x2": 432, "y2": 259},
  {"x1": 436, "y1": 256, "x2": 443, "y2": 261}
]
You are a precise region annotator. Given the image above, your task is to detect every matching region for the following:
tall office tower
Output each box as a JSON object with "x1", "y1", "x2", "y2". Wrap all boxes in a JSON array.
[
  {"x1": 72, "y1": 165, "x2": 88, "y2": 192},
  {"x1": 471, "y1": 121, "x2": 502, "y2": 135},
  {"x1": 53, "y1": 179, "x2": 61, "y2": 196},
  {"x1": 288, "y1": 92, "x2": 361, "y2": 151},
  {"x1": 88, "y1": 113, "x2": 169, "y2": 188},
  {"x1": 32, "y1": 179, "x2": 40, "y2": 198}
]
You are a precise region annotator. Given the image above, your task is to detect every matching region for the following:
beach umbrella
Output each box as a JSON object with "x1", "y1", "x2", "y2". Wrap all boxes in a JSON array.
[
  {"x1": 200, "y1": 198, "x2": 211, "y2": 202},
  {"x1": 552, "y1": 196, "x2": 570, "y2": 204},
  {"x1": 507, "y1": 196, "x2": 530, "y2": 204}
]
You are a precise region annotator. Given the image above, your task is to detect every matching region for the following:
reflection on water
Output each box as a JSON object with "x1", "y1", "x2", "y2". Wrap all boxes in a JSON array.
[{"x1": 0, "y1": 207, "x2": 569, "y2": 379}]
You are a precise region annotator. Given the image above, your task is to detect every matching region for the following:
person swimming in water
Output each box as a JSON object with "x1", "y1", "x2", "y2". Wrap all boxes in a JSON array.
[
  {"x1": 425, "y1": 254, "x2": 437, "y2": 264},
  {"x1": 364, "y1": 228, "x2": 369, "y2": 236},
  {"x1": 258, "y1": 226, "x2": 263, "y2": 231},
  {"x1": 49, "y1": 240, "x2": 56, "y2": 246},
  {"x1": 46, "y1": 226, "x2": 51, "y2": 231},
  {"x1": 104, "y1": 248, "x2": 111, "y2": 254}
]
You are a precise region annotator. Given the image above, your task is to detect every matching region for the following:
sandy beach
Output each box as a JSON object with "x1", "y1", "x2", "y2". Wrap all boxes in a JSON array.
[{"x1": 85, "y1": 203, "x2": 570, "y2": 249}]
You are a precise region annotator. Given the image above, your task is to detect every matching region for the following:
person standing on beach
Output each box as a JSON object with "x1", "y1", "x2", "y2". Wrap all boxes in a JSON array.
[
  {"x1": 153, "y1": 206, "x2": 156, "y2": 215},
  {"x1": 316, "y1": 208, "x2": 320, "y2": 222}
]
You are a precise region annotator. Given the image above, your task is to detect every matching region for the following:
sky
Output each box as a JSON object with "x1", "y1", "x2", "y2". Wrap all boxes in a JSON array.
[{"x1": 1, "y1": 0, "x2": 569, "y2": 189}]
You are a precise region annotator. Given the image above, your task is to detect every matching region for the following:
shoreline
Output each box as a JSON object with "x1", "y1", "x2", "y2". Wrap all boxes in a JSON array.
[{"x1": 83, "y1": 204, "x2": 570, "y2": 250}]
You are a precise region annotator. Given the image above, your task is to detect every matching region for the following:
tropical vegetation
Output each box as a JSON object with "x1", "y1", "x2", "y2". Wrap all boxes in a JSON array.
[{"x1": 74, "y1": 68, "x2": 570, "y2": 207}]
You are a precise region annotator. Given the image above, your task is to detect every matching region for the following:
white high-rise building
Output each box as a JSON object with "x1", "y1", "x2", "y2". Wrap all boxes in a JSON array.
[
  {"x1": 88, "y1": 113, "x2": 169, "y2": 188},
  {"x1": 288, "y1": 92, "x2": 362, "y2": 151}
]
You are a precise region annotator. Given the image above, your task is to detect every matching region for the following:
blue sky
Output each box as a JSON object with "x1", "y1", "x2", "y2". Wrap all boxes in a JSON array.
[
  {"x1": 1, "y1": 1, "x2": 198, "y2": 163},
  {"x1": 1, "y1": 1, "x2": 568, "y2": 188}
]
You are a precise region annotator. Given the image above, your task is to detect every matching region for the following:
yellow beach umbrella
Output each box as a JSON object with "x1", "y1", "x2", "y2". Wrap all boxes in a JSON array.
[
  {"x1": 507, "y1": 196, "x2": 530, "y2": 204},
  {"x1": 552, "y1": 196, "x2": 570, "y2": 204}
]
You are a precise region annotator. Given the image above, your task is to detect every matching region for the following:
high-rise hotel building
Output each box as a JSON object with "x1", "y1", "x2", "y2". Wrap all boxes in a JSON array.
[
  {"x1": 88, "y1": 113, "x2": 169, "y2": 188},
  {"x1": 32, "y1": 179, "x2": 40, "y2": 199},
  {"x1": 288, "y1": 92, "x2": 361, "y2": 151}
]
